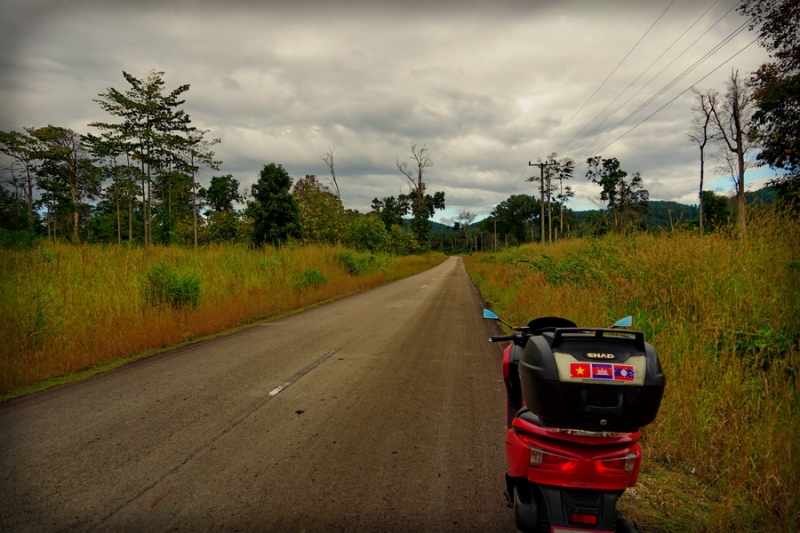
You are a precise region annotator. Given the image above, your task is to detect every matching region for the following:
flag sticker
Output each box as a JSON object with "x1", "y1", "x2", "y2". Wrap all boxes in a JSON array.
[
  {"x1": 613, "y1": 365, "x2": 635, "y2": 381},
  {"x1": 570, "y1": 363, "x2": 591, "y2": 378},
  {"x1": 591, "y1": 363, "x2": 614, "y2": 379},
  {"x1": 566, "y1": 362, "x2": 637, "y2": 382}
]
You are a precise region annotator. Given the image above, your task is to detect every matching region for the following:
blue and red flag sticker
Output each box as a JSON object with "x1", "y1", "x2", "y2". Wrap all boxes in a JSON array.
[
  {"x1": 569, "y1": 363, "x2": 635, "y2": 381},
  {"x1": 613, "y1": 365, "x2": 635, "y2": 381}
]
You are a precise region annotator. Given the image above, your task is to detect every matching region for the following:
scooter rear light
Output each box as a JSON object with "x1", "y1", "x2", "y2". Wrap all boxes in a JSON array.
[
  {"x1": 529, "y1": 445, "x2": 579, "y2": 472},
  {"x1": 571, "y1": 512, "x2": 598, "y2": 525},
  {"x1": 596, "y1": 451, "x2": 637, "y2": 475}
]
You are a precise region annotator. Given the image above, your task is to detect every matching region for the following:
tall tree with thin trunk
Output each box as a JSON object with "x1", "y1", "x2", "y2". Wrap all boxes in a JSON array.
[
  {"x1": 90, "y1": 70, "x2": 192, "y2": 246},
  {"x1": 28, "y1": 126, "x2": 102, "y2": 243},
  {"x1": 396, "y1": 142, "x2": 445, "y2": 247},
  {"x1": 179, "y1": 130, "x2": 221, "y2": 249},
  {"x1": 709, "y1": 70, "x2": 756, "y2": 237},
  {"x1": 688, "y1": 89, "x2": 718, "y2": 236}
]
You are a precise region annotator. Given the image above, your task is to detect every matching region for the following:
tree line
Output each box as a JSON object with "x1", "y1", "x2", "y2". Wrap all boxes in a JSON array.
[{"x1": 0, "y1": 70, "x2": 447, "y2": 252}]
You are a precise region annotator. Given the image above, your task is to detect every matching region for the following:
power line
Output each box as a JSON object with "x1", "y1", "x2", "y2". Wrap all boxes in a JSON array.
[
  {"x1": 567, "y1": 15, "x2": 754, "y2": 163},
  {"x1": 555, "y1": 0, "x2": 724, "y2": 157},
  {"x1": 528, "y1": 0, "x2": 676, "y2": 164},
  {"x1": 582, "y1": 35, "x2": 759, "y2": 159}
]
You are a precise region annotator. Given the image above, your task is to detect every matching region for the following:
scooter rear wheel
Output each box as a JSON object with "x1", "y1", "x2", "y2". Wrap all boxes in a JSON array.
[{"x1": 513, "y1": 482, "x2": 549, "y2": 533}]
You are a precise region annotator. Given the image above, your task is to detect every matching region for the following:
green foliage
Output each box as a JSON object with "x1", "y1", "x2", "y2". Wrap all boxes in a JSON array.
[
  {"x1": 481, "y1": 194, "x2": 541, "y2": 244},
  {"x1": 387, "y1": 224, "x2": 419, "y2": 255},
  {"x1": 146, "y1": 261, "x2": 201, "y2": 309},
  {"x1": 585, "y1": 156, "x2": 648, "y2": 233},
  {"x1": 346, "y1": 214, "x2": 388, "y2": 253},
  {"x1": 199, "y1": 174, "x2": 242, "y2": 213},
  {"x1": 247, "y1": 163, "x2": 300, "y2": 247},
  {"x1": 728, "y1": 326, "x2": 799, "y2": 371},
  {"x1": 335, "y1": 251, "x2": 383, "y2": 276},
  {"x1": 0, "y1": 228, "x2": 39, "y2": 249},
  {"x1": 293, "y1": 175, "x2": 346, "y2": 244},
  {"x1": 739, "y1": 0, "x2": 800, "y2": 196},
  {"x1": 295, "y1": 268, "x2": 327, "y2": 290},
  {"x1": 700, "y1": 191, "x2": 732, "y2": 230},
  {"x1": 371, "y1": 195, "x2": 409, "y2": 230}
]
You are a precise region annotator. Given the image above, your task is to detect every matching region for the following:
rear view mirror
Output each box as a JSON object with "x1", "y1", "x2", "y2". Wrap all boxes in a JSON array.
[
  {"x1": 483, "y1": 309, "x2": 500, "y2": 320},
  {"x1": 612, "y1": 316, "x2": 633, "y2": 328}
]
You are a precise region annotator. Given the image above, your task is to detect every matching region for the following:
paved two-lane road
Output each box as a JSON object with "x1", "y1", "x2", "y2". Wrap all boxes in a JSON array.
[{"x1": 0, "y1": 257, "x2": 513, "y2": 532}]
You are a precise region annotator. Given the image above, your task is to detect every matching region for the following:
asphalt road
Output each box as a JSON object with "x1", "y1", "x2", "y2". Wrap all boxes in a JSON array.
[{"x1": 0, "y1": 256, "x2": 513, "y2": 532}]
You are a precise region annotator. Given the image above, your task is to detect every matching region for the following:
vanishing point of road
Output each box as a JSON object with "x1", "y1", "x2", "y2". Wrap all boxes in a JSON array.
[{"x1": 0, "y1": 257, "x2": 513, "y2": 532}]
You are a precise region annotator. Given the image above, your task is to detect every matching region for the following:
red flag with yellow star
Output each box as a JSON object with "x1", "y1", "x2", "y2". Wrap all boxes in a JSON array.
[{"x1": 570, "y1": 363, "x2": 591, "y2": 378}]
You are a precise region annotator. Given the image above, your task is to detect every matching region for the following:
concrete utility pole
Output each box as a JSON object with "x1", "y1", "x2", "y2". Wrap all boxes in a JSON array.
[{"x1": 528, "y1": 161, "x2": 555, "y2": 244}]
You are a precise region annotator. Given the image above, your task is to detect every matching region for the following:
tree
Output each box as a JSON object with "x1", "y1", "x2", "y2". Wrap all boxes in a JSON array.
[
  {"x1": 700, "y1": 190, "x2": 732, "y2": 230},
  {"x1": 179, "y1": 130, "x2": 221, "y2": 249},
  {"x1": 28, "y1": 126, "x2": 102, "y2": 243},
  {"x1": 551, "y1": 156, "x2": 575, "y2": 239},
  {"x1": 247, "y1": 163, "x2": 300, "y2": 247},
  {"x1": 709, "y1": 70, "x2": 756, "y2": 237},
  {"x1": 456, "y1": 211, "x2": 476, "y2": 248},
  {"x1": 528, "y1": 154, "x2": 572, "y2": 243},
  {"x1": 0, "y1": 130, "x2": 40, "y2": 227},
  {"x1": 197, "y1": 174, "x2": 242, "y2": 244},
  {"x1": 292, "y1": 174, "x2": 345, "y2": 244},
  {"x1": 739, "y1": 0, "x2": 800, "y2": 198},
  {"x1": 484, "y1": 194, "x2": 540, "y2": 246},
  {"x1": 396, "y1": 142, "x2": 446, "y2": 246},
  {"x1": 585, "y1": 156, "x2": 648, "y2": 233},
  {"x1": 200, "y1": 174, "x2": 242, "y2": 212},
  {"x1": 317, "y1": 147, "x2": 341, "y2": 199},
  {"x1": 687, "y1": 89, "x2": 718, "y2": 235},
  {"x1": 371, "y1": 195, "x2": 410, "y2": 231},
  {"x1": 346, "y1": 213, "x2": 388, "y2": 253},
  {"x1": 555, "y1": 185, "x2": 575, "y2": 238},
  {"x1": 90, "y1": 70, "x2": 195, "y2": 246},
  {"x1": 82, "y1": 130, "x2": 143, "y2": 244}
]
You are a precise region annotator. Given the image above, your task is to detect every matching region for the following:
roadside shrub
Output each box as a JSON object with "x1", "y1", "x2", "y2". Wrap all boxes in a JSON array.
[
  {"x1": 335, "y1": 251, "x2": 383, "y2": 276},
  {"x1": 146, "y1": 262, "x2": 201, "y2": 309},
  {"x1": 296, "y1": 268, "x2": 328, "y2": 290}
]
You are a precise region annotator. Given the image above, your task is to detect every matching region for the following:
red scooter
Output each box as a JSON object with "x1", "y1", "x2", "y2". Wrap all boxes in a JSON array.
[{"x1": 484, "y1": 310, "x2": 665, "y2": 533}]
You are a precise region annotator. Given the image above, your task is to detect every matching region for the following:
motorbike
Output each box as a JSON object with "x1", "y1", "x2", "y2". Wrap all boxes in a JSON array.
[{"x1": 484, "y1": 309, "x2": 666, "y2": 533}]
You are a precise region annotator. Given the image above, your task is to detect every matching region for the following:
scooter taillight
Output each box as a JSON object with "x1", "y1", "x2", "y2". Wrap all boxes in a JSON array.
[
  {"x1": 571, "y1": 512, "x2": 598, "y2": 526},
  {"x1": 595, "y1": 451, "x2": 638, "y2": 475},
  {"x1": 529, "y1": 445, "x2": 580, "y2": 472}
]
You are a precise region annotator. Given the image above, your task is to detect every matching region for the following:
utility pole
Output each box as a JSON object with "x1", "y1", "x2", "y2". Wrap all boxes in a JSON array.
[{"x1": 528, "y1": 161, "x2": 555, "y2": 244}]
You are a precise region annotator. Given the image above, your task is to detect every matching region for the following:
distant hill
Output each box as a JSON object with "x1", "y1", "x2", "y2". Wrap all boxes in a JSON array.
[{"x1": 572, "y1": 185, "x2": 776, "y2": 231}]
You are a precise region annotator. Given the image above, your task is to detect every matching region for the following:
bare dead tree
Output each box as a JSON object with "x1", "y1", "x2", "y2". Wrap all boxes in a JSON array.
[
  {"x1": 709, "y1": 70, "x2": 756, "y2": 237},
  {"x1": 396, "y1": 141, "x2": 432, "y2": 206},
  {"x1": 456, "y1": 211, "x2": 476, "y2": 248},
  {"x1": 317, "y1": 146, "x2": 340, "y2": 199},
  {"x1": 688, "y1": 89, "x2": 718, "y2": 236}
]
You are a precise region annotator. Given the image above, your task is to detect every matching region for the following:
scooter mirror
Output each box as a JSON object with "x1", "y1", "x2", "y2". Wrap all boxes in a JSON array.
[
  {"x1": 483, "y1": 309, "x2": 500, "y2": 320},
  {"x1": 612, "y1": 316, "x2": 633, "y2": 328}
]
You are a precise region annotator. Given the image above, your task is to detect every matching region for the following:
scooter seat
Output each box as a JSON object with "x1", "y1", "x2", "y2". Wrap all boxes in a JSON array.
[{"x1": 514, "y1": 406, "x2": 545, "y2": 427}]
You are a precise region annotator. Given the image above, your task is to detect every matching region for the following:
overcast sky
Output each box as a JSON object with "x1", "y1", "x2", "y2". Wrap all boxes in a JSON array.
[{"x1": 0, "y1": 0, "x2": 773, "y2": 224}]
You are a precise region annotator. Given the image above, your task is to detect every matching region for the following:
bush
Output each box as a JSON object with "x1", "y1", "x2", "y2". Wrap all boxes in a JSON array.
[
  {"x1": 146, "y1": 262, "x2": 201, "y2": 309},
  {"x1": 335, "y1": 251, "x2": 382, "y2": 276},
  {"x1": 296, "y1": 268, "x2": 328, "y2": 290},
  {"x1": 0, "y1": 228, "x2": 39, "y2": 249}
]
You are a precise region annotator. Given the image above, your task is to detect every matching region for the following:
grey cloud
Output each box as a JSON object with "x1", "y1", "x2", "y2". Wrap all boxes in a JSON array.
[{"x1": 0, "y1": 0, "x2": 772, "y2": 221}]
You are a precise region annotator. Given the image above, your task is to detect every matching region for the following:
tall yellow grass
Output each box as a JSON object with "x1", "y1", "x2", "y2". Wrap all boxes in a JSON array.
[
  {"x1": 464, "y1": 209, "x2": 799, "y2": 532},
  {"x1": 0, "y1": 243, "x2": 445, "y2": 395}
]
